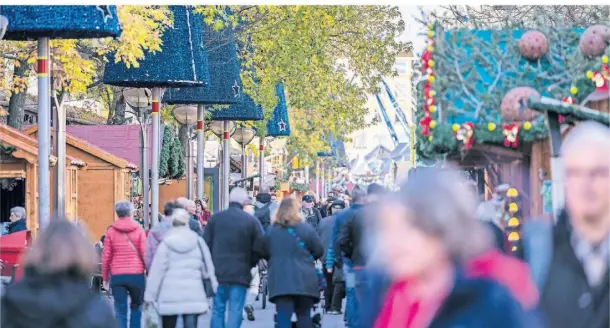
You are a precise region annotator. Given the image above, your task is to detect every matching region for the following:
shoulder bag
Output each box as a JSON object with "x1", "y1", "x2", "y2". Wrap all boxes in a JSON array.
[
  {"x1": 286, "y1": 227, "x2": 327, "y2": 291},
  {"x1": 197, "y1": 242, "x2": 216, "y2": 297}
]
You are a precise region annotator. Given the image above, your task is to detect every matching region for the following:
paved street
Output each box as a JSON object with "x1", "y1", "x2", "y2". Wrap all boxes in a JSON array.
[{"x1": 196, "y1": 300, "x2": 346, "y2": 328}]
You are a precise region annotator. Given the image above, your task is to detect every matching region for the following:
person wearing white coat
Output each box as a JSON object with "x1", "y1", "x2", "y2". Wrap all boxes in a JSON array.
[{"x1": 144, "y1": 208, "x2": 218, "y2": 328}]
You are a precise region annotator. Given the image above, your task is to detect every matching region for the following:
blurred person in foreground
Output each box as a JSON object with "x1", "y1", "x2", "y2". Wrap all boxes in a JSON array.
[
  {"x1": 103, "y1": 201, "x2": 147, "y2": 328},
  {"x1": 367, "y1": 168, "x2": 529, "y2": 328},
  {"x1": 255, "y1": 197, "x2": 324, "y2": 328},
  {"x1": 144, "y1": 208, "x2": 217, "y2": 328},
  {"x1": 338, "y1": 183, "x2": 386, "y2": 325},
  {"x1": 176, "y1": 197, "x2": 204, "y2": 236},
  {"x1": 144, "y1": 201, "x2": 182, "y2": 270},
  {"x1": 330, "y1": 186, "x2": 367, "y2": 327},
  {"x1": 204, "y1": 187, "x2": 263, "y2": 328},
  {"x1": 319, "y1": 200, "x2": 347, "y2": 314},
  {"x1": 522, "y1": 121, "x2": 609, "y2": 328},
  {"x1": 1, "y1": 219, "x2": 116, "y2": 328}
]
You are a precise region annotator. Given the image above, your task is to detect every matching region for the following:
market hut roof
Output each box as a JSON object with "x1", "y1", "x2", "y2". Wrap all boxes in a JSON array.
[
  {"x1": 0, "y1": 5, "x2": 120, "y2": 40},
  {"x1": 23, "y1": 125, "x2": 137, "y2": 169},
  {"x1": 527, "y1": 97, "x2": 610, "y2": 126},
  {"x1": 102, "y1": 6, "x2": 209, "y2": 88},
  {"x1": 0, "y1": 124, "x2": 84, "y2": 166}
]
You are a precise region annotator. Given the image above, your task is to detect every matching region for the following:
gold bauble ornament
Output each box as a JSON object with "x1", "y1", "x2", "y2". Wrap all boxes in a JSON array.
[
  {"x1": 523, "y1": 121, "x2": 532, "y2": 130},
  {"x1": 427, "y1": 45, "x2": 434, "y2": 52},
  {"x1": 586, "y1": 71, "x2": 594, "y2": 79},
  {"x1": 429, "y1": 105, "x2": 436, "y2": 113},
  {"x1": 429, "y1": 90, "x2": 436, "y2": 97},
  {"x1": 428, "y1": 60, "x2": 435, "y2": 68},
  {"x1": 452, "y1": 124, "x2": 460, "y2": 132},
  {"x1": 603, "y1": 55, "x2": 609, "y2": 64},
  {"x1": 487, "y1": 122, "x2": 496, "y2": 131},
  {"x1": 428, "y1": 75, "x2": 435, "y2": 83},
  {"x1": 428, "y1": 31, "x2": 434, "y2": 38},
  {"x1": 429, "y1": 120, "x2": 437, "y2": 129},
  {"x1": 428, "y1": 136, "x2": 433, "y2": 141},
  {"x1": 570, "y1": 86, "x2": 578, "y2": 95}
]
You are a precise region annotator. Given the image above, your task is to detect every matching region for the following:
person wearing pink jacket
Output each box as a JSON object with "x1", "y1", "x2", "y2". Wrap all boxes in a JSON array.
[{"x1": 102, "y1": 201, "x2": 147, "y2": 328}]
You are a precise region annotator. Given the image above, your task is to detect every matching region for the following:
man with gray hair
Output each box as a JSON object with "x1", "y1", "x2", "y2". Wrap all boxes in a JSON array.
[
  {"x1": 204, "y1": 187, "x2": 263, "y2": 328},
  {"x1": 523, "y1": 121, "x2": 609, "y2": 328},
  {"x1": 176, "y1": 197, "x2": 204, "y2": 237},
  {"x1": 7, "y1": 206, "x2": 27, "y2": 234}
]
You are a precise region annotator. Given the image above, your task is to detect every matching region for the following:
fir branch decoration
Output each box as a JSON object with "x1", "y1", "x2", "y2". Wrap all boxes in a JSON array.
[{"x1": 159, "y1": 126, "x2": 172, "y2": 178}]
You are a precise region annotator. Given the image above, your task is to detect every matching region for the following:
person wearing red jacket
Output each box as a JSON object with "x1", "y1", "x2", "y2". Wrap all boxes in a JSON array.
[{"x1": 102, "y1": 200, "x2": 147, "y2": 328}]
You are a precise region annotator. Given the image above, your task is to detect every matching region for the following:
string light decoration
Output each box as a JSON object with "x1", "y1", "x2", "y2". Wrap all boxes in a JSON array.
[{"x1": 504, "y1": 187, "x2": 522, "y2": 254}]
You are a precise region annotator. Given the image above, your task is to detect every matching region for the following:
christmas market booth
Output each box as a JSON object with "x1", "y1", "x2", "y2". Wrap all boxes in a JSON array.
[
  {"x1": 24, "y1": 125, "x2": 136, "y2": 239},
  {"x1": 416, "y1": 23, "x2": 610, "y2": 219},
  {"x1": 0, "y1": 124, "x2": 84, "y2": 235}
]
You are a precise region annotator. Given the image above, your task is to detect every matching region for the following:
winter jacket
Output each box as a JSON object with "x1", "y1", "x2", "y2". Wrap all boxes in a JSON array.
[
  {"x1": 255, "y1": 222, "x2": 324, "y2": 302},
  {"x1": 301, "y1": 207, "x2": 322, "y2": 230},
  {"x1": 144, "y1": 226, "x2": 217, "y2": 316},
  {"x1": 189, "y1": 216, "x2": 203, "y2": 237},
  {"x1": 338, "y1": 204, "x2": 372, "y2": 267},
  {"x1": 1, "y1": 269, "x2": 116, "y2": 328},
  {"x1": 102, "y1": 217, "x2": 147, "y2": 281},
  {"x1": 373, "y1": 270, "x2": 527, "y2": 328},
  {"x1": 6, "y1": 219, "x2": 27, "y2": 234},
  {"x1": 254, "y1": 193, "x2": 279, "y2": 231},
  {"x1": 317, "y1": 215, "x2": 336, "y2": 268},
  {"x1": 524, "y1": 211, "x2": 609, "y2": 328},
  {"x1": 330, "y1": 204, "x2": 361, "y2": 268},
  {"x1": 144, "y1": 218, "x2": 172, "y2": 270},
  {"x1": 204, "y1": 202, "x2": 263, "y2": 287}
]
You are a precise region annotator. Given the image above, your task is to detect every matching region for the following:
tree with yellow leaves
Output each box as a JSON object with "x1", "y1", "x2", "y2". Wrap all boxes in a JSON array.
[{"x1": 0, "y1": 5, "x2": 172, "y2": 129}]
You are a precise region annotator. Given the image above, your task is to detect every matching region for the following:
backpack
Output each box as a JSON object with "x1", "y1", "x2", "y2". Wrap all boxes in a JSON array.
[
  {"x1": 254, "y1": 203, "x2": 272, "y2": 230},
  {"x1": 522, "y1": 219, "x2": 554, "y2": 291}
]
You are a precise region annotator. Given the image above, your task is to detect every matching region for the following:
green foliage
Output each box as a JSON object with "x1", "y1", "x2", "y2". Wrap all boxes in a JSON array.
[
  {"x1": 159, "y1": 127, "x2": 172, "y2": 177},
  {"x1": 169, "y1": 130, "x2": 185, "y2": 179},
  {"x1": 290, "y1": 182, "x2": 309, "y2": 192},
  {"x1": 194, "y1": 5, "x2": 407, "y2": 160},
  {"x1": 159, "y1": 126, "x2": 185, "y2": 179}
]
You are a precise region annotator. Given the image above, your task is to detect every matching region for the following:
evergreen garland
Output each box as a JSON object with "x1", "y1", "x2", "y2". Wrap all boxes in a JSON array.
[
  {"x1": 159, "y1": 127, "x2": 172, "y2": 178},
  {"x1": 170, "y1": 131, "x2": 185, "y2": 179}
]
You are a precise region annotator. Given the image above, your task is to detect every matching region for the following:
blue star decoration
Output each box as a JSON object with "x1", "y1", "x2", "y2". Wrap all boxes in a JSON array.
[
  {"x1": 232, "y1": 80, "x2": 241, "y2": 98},
  {"x1": 96, "y1": 6, "x2": 113, "y2": 23},
  {"x1": 278, "y1": 120, "x2": 287, "y2": 131}
]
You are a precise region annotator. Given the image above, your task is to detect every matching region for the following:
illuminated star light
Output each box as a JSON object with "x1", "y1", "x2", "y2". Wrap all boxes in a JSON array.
[
  {"x1": 96, "y1": 6, "x2": 113, "y2": 24},
  {"x1": 232, "y1": 81, "x2": 241, "y2": 98},
  {"x1": 278, "y1": 120, "x2": 287, "y2": 131}
]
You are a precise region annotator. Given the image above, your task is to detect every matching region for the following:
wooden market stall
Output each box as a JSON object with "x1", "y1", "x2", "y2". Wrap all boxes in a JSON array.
[
  {"x1": 0, "y1": 124, "x2": 84, "y2": 236},
  {"x1": 24, "y1": 125, "x2": 137, "y2": 239},
  {"x1": 415, "y1": 23, "x2": 609, "y2": 221}
]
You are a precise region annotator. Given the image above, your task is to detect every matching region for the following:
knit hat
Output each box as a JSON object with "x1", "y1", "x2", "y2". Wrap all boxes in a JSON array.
[{"x1": 172, "y1": 208, "x2": 190, "y2": 226}]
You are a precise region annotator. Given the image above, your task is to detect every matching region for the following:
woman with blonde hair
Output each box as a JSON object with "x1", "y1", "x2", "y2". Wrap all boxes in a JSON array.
[
  {"x1": 144, "y1": 208, "x2": 217, "y2": 328},
  {"x1": 256, "y1": 197, "x2": 324, "y2": 328},
  {"x1": 366, "y1": 168, "x2": 530, "y2": 328},
  {"x1": 1, "y1": 219, "x2": 116, "y2": 328}
]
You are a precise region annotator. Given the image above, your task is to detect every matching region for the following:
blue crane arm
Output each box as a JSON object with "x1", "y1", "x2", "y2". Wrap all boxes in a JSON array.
[
  {"x1": 381, "y1": 79, "x2": 410, "y2": 136},
  {"x1": 375, "y1": 94, "x2": 399, "y2": 147}
]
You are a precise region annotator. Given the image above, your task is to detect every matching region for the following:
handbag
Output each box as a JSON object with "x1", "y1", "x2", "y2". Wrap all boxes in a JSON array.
[
  {"x1": 286, "y1": 227, "x2": 327, "y2": 291},
  {"x1": 141, "y1": 302, "x2": 162, "y2": 328},
  {"x1": 197, "y1": 242, "x2": 216, "y2": 297}
]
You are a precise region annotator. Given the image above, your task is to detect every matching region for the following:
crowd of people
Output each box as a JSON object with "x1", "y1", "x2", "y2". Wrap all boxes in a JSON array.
[{"x1": 0, "y1": 120, "x2": 608, "y2": 328}]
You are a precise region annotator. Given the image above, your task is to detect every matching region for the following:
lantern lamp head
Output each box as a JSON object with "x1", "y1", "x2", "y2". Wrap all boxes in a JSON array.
[
  {"x1": 123, "y1": 88, "x2": 152, "y2": 109},
  {"x1": 233, "y1": 127, "x2": 256, "y2": 146},
  {"x1": 210, "y1": 120, "x2": 235, "y2": 138},
  {"x1": 173, "y1": 105, "x2": 198, "y2": 125}
]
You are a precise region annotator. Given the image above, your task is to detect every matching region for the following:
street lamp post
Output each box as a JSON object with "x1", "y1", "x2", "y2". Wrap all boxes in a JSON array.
[
  {"x1": 173, "y1": 105, "x2": 198, "y2": 199},
  {"x1": 210, "y1": 120, "x2": 235, "y2": 210},
  {"x1": 233, "y1": 127, "x2": 256, "y2": 183},
  {"x1": 123, "y1": 88, "x2": 152, "y2": 229}
]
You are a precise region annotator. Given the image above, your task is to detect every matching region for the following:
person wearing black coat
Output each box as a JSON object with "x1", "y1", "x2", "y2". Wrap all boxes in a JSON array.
[
  {"x1": 1, "y1": 219, "x2": 116, "y2": 328},
  {"x1": 6, "y1": 206, "x2": 27, "y2": 234},
  {"x1": 204, "y1": 188, "x2": 263, "y2": 328},
  {"x1": 256, "y1": 198, "x2": 324, "y2": 328}
]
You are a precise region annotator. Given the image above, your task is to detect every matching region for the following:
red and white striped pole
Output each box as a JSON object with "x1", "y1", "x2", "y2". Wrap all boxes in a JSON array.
[
  {"x1": 151, "y1": 88, "x2": 161, "y2": 226},
  {"x1": 37, "y1": 37, "x2": 50, "y2": 230}
]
